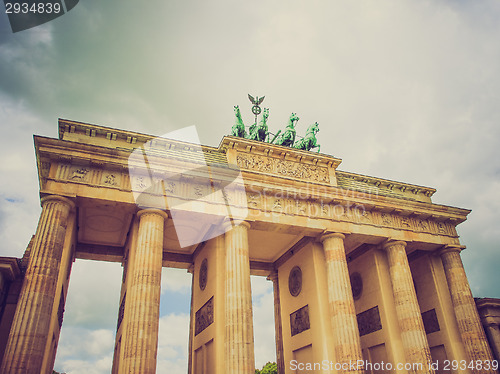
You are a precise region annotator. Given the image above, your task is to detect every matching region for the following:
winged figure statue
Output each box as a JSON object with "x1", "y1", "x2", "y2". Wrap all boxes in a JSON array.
[{"x1": 248, "y1": 94, "x2": 265, "y2": 106}]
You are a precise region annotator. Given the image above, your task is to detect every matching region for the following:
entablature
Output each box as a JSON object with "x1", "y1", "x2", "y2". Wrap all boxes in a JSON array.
[
  {"x1": 336, "y1": 170, "x2": 436, "y2": 203},
  {"x1": 36, "y1": 120, "x2": 471, "y2": 251}
]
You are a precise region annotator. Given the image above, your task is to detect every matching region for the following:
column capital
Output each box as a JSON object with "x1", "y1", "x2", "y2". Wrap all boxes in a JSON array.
[
  {"x1": 382, "y1": 239, "x2": 407, "y2": 251},
  {"x1": 137, "y1": 208, "x2": 169, "y2": 221},
  {"x1": 40, "y1": 194, "x2": 75, "y2": 210},
  {"x1": 438, "y1": 244, "x2": 465, "y2": 256},
  {"x1": 222, "y1": 218, "x2": 251, "y2": 231},
  {"x1": 320, "y1": 232, "x2": 345, "y2": 243}
]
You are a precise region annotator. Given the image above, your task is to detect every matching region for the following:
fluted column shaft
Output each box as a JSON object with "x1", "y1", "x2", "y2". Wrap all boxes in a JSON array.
[
  {"x1": 440, "y1": 247, "x2": 496, "y2": 373},
  {"x1": 383, "y1": 240, "x2": 434, "y2": 374},
  {"x1": 121, "y1": 209, "x2": 167, "y2": 374},
  {"x1": 321, "y1": 233, "x2": 364, "y2": 374},
  {"x1": 268, "y1": 271, "x2": 285, "y2": 374},
  {"x1": 224, "y1": 220, "x2": 255, "y2": 374},
  {"x1": 1, "y1": 195, "x2": 74, "y2": 374}
]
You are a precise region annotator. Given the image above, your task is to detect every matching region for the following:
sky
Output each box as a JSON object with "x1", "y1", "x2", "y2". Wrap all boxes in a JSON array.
[{"x1": 1, "y1": 1, "x2": 500, "y2": 373}]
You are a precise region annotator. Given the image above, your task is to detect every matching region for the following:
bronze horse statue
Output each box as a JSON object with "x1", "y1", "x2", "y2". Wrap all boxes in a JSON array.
[
  {"x1": 247, "y1": 108, "x2": 269, "y2": 142},
  {"x1": 272, "y1": 113, "x2": 299, "y2": 147},
  {"x1": 294, "y1": 122, "x2": 320, "y2": 152},
  {"x1": 231, "y1": 105, "x2": 246, "y2": 138}
]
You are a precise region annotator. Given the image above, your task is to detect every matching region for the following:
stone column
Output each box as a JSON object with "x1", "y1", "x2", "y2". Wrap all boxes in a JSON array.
[
  {"x1": 383, "y1": 240, "x2": 434, "y2": 374},
  {"x1": 1, "y1": 195, "x2": 74, "y2": 374},
  {"x1": 224, "y1": 220, "x2": 255, "y2": 374},
  {"x1": 268, "y1": 270, "x2": 285, "y2": 374},
  {"x1": 439, "y1": 246, "x2": 496, "y2": 372},
  {"x1": 320, "y1": 233, "x2": 364, "y2": 374},
  {"x1": 121, "y1": 209, "x2": 167, "y2": 374}
]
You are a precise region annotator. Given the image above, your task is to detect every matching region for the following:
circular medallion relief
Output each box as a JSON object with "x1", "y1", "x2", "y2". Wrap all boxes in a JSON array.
[
  {"x1": 288, "y1": 266, "x2": 302, "y2": 297},
  {"x1": 350, "y1": 272, "x2": 363, "y2": 300},
  {"x1": 199, "y1": 259, "x2": 208, "y2": 291}
]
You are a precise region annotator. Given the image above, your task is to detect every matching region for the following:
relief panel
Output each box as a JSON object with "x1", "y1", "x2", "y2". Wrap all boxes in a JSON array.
[
  {"x1": 236, "y1": 153, "x2": 330, "y2": 183},
  {"x1": 290, "y1": 305, "x2": 310, "y2": 337},
  {"x1": 357, "y1": 306, "x2": 382, "y2": 337},
  {"x1": 195, "y1": 296, "x2": 214, "y2": 336}
]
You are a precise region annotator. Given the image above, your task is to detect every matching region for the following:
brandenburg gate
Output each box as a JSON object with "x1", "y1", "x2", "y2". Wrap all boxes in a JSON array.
[{"x1": 0, "y1": 118, "x2": 497, "y2": 374}]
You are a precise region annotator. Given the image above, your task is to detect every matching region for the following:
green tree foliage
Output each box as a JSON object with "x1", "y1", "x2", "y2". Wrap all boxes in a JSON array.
[{"x1": 255, "y1": 361, "x2": 278, "y2": 374}]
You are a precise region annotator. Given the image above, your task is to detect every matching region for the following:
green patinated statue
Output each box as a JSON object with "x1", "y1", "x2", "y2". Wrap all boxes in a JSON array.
[
  {"x1": 231, "y1": 105, "x2": 246, "y2": 138},
  {"x1": 272, "y1": 112, "x2": 299, "y2": 147},
  {"x1": 228, "y1": 101, "x2": 321, "y2": 153},
  {"x1": 247, "y1": 108, "x2": 269, "y2": 142},
  {"x1": 294, "y1": 122, "x2": 321, "y2": 153}
]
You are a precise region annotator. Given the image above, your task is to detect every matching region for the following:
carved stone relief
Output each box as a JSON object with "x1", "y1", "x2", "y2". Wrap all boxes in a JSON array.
[
  {"x1": 102, "y1": 173, "x2": 121, "y2": 187},
  {"x1": 165, "y1": 181, "x2": 176, "y2": 194},
  {"x1": 134, "y1": 176, "x2": 150, "y2": 190},
  {"x1": 288, "y1": 266, "x2": 302, "y2": 297},
  {"x1": 40, "y1": 162, "x2": 51, "y2": 178},
  {"x1": 69, "y1": 167, "x2": 90, "y2": 182},
  {"x1": 236, "y1": 153, "x2": 330, "y2": 183},
  {"x1": 400, "y1": 216, "x2": 411, "y2": 228},
  {"x1": 422, "y1": 308, "x2": 440, "y2": 334},
  {"x1": 248, "y1": 193, "x2": 260, "y2": 208},
  {"x1": 380, "y1": 213, "x2": 392, "y2": 226},
  {"x1": 193, "y1": 185, "x2": 204, "y2": 198},
  {"x1": 290, "y1": 305, "x2": 310, "y2": 336},
  {"x1": 199, "y1": 258, "x2": 208, "y2": 291},
  {"x1": 357, "y1": 306, "x2": 382, "y2": 336},
  {"x1": 195, "y1": 296, "x2": 214, "y2": 336}
]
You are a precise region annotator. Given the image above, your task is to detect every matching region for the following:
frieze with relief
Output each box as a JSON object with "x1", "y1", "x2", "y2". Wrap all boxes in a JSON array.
[
  {"x1": 53, "y1": 162, "x2": 459, "y2": 238},
  {"x1": 39, "y1": 162, "x2": 51, "y2": 187},
  {"x1": 69, "y1": 167, "x2": 91, "y2": 182},
  {"x1": 56, "y1": 164, "x2": 125, "y2": 189},
  {"x1": 102, "y1": 173, "x2": 121, "y2": 187},
  {"x1": 236, "y1": 154, "x2": 330, "y2": 183},
  {"x1": 40, "y1": 162, "x2": 51, "y2": 179},
  {"x1": 257, "y1": 191, "x2": 458, "y2": 238}
]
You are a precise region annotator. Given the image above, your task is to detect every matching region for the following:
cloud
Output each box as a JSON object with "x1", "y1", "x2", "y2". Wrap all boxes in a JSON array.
[
  {"x1": 62, "y1": 260, "x2": 122, "y2": 329},
  {"x1": 157, "y1": 313, "x2": 190, "y2": 374},
  {"x1": 0, "y1": 95, "x2": 49, "y2": 258},
  {"x1": 161, "y1": 267, "x2": 192, "y2": 294},
  {"x1": 252, "y1": 276, "x2": 277, "y2": 369},
  {"x1": 54, "y1": 328, "x2": 115, "y2": 374}
]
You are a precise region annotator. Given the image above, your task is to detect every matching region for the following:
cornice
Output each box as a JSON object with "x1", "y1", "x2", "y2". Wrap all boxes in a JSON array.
[
  {"x1": 0, "y1": 257, "x2": 22, "y2": 281},
  {"x1": 58, "y1": 118, "x2": 221, "y2": 154},
  {"x1": 219, "y1": 135, "x2": 342, "y2": 169},
  {"x1": 336, "y1": 170, "x2": 436, "y2": 200}
]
